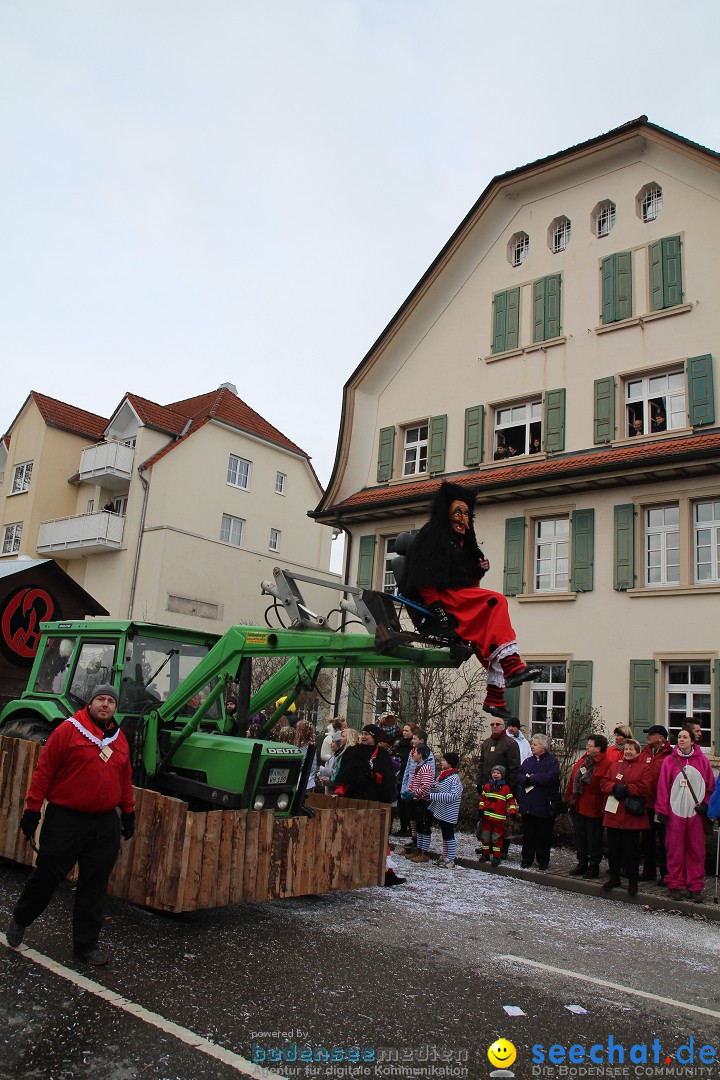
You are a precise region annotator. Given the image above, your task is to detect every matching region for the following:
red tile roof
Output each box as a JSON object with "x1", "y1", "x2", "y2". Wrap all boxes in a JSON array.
[
  {"x1": 30, "y1": 392, "x2": 108, "y2": 440},
  {"x1": 317, "y1": 429, "x2": 720, "y2": 518}
]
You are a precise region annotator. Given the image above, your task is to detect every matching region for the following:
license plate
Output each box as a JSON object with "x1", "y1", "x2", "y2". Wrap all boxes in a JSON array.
[{"x1": 268, "y1": 768, "x2": 290, "y2": 785}]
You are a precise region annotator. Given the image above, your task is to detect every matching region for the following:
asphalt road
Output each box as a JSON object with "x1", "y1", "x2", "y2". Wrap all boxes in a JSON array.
[{"x1": 2, "y1": 854, "x2": 720, "y2": 1080}]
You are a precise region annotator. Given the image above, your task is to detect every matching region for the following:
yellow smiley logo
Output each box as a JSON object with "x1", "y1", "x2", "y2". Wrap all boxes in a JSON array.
[{"x1": 488, "y1": 1039, "x2": 517, "y2": 1069}]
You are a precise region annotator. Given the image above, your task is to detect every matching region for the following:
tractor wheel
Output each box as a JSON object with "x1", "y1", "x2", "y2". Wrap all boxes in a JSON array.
[{"x1": 0, "y1": 717, "x2": 53, "y2": 744}]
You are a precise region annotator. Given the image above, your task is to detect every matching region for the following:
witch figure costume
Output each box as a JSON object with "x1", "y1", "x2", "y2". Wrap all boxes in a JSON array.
[{"x1": 402, "y1": 481, "x2": 539, "y2": 720}]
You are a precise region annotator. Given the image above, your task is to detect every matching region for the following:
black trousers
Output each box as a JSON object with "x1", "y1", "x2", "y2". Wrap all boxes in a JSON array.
[
  {"x1": 397, "y1": 792, "x2": 412, "y2": 833},
  {"x1": 570, "y1": 812, "x2": 604, "y2": 868},
  {"x1": 641, "y1": 815, "x2": 667, "y2": 877},
  {"x1": 521, "y1": 814, "x2": 554, "y2": 867},
  {"x1": 411, "y1": 799, "x2": 433, "y2": 835},
  {"x1": 606, "y1": 826, "x2": 642, "y2": 879},
  {"x1": 13, "y1": 803, "x2": 121, "y2": 954}
]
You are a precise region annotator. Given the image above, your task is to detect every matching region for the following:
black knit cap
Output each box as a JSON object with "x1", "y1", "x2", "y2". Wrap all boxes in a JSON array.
[
  {"x1": 442, "y1": 752, "x2": 460, "y2": 768},
  {"x1": 362, "y1": 724, "x2": 381, "y2": 742}
]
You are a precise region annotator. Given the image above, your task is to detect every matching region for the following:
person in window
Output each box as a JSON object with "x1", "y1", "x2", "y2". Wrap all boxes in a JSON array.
[
  {"x1": 651, "y1": 410, "x2": 666, "y2": 433},
  {"x1": 629, "y1": 417, "x2": 643, "y2": 437},
  {"x1": 506, "y1": 444, "x2": 518, "y2": 458},
  {"x1": 402, "y1": 481, "x2": 539, "y2": 721},
  {"x1": 493, "y1": 444, "x2": 506, "y2": 461},
  {"x1": 529, "y1": 437, "x2": 541, "y2": 455},
  {"x1": 102, "y1": 498, "x2": 115, "y2": 513}
]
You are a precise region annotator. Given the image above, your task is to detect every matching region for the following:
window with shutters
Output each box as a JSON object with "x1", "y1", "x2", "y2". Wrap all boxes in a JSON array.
[
  {"x1": 227, "y1": 455, "x2": 251, "y2": 491},
  {"x1": 694, "y1": 499, "x2": 720, "y2": 583},
  {"x1": 220, "y1": 513, "x2": 244, "y2": 547},
  {"x1": 529, "y1": 664, "x2": 567, "y2": 741},
  {"x1": 665, "y1": 662, "x2": 711, "y2": 746},
  {"x1": 625, "y1": 368, "x2": 685, "y2": 436},
  {"x1": 549, "y1": 216, "x2": 571, "y2": 253},
  {"x1": 494, "y1": 398, "x2": 542, "y2": 457},
  {"x1": 648, "y1": 235, "x2": 682, "y2": 311},
  {"x1": 645, "y1": 505, "x2": 679, "y2": 586},
  {"x1": 11, "y1": 461, "x2": 33, "y2": 494},
  {"x1": 534, "y1": 517, "x2": 569, "y2": 593},
  {"x1": 374, "y1": 667, "x2": 402, "y2": 717},
  {"x1": 509, "y1": 232, "x2": 529, "y2": 267},
  {"x1": 638, "y1": 183, "x2": 663, "y2": 223},
  {"x1": 403, "y1": 424, "x2": 428, "y2": 476},
  {"x1": 491, "y1": 288, "x2": 520, "y2": 354},
  {"x1": 600, "y1": 251, "x2": 632, "y2": 324},
  {"x1": 383, "y1": 536, "x2": 398, "y2": 593},
  {"x1": 2, "y1": 522, "x2": 23, "y2": 555},
  {"x1": 592, "y1": 200, "x2": 616, "y2": 238}
]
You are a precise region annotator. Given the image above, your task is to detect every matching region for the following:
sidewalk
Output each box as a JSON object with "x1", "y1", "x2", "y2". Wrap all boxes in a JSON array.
[{"x1": 391, "y1": 831, "x2": 720, "y2": 921}]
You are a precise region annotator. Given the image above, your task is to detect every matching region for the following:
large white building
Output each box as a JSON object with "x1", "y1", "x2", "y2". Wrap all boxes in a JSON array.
[
  {"x1": 312, "y1": 118, "x2": 720, "y2": 755},
  {"x1": 1, "y1": 384, "x2": 335, "y2": 630}
]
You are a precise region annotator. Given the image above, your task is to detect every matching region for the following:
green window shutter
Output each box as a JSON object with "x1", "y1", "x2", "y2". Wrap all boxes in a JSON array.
[
  {"x1": 492, "y1": 290, "x2": 508, "y2": 353},
  {"x1": 543, "y1": 388, "x2": 566, "y2": 452},
  {"x1": 400, "y1": 669, "x2": 419, "y2": 724},
  {"x1": 648, "y1": 240, "x2": 664, "y2": 312},
  {"x1": 346, "y1": 669, "x2": 365, "y2": 729},
  {"x1": 662, "y1": 235, "x2": 682, "y2": 308},
  {"x1": 544, "y1": 274, "x2": 561, "y2": 339},
  {"x1": 503, "y1": 517, "x2": 526, "y2": 596},
  {"x1": 428, "y1": 414, "x2": 447, "y2": 474},
  {"x1": 568, "y1": 660, "x2": 593, "y2": 715},
  {"x1": 506, "y1": 287, "x2": 520, "y2": 350},
  {"x1": 377, "y1": 426, "x2": 395, "y2": 483},
  {"x1": 615, "y1": 251, "x2": 632, "y2": 321},
  {"x1": 570, "y1": 509, "x2": 594, "y2": 592},
  {"x1": 687, "y1": 354, "x2": 715, "y2": 427},
  {"x1": 593, "y1": 376, "x2": 615, "y2": 444},
  {"x1": 356, "y1": 534, "x2": 376, "y2": 590},
  {"x1": 504, "y1": 685, "x2": 520, "y2": 720},
  {"x1": 629, "y1": 660, "x2": 656, "y2": 739},
  {"x1": 601, "y1": 254, "x2": 617, "y2": 325},
  {"x1": 532, "y1": 278, "x2": 546, "y2": 343},
  {"x1": 464, "y1": 405, "x2": 484, "y2": 466},
  {"x1": 613, "y1": 504, "x2": 635, "y2": 591}
]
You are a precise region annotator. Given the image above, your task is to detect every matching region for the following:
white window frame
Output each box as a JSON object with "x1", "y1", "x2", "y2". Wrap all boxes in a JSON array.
[
  {"x1": 640, "y1": 183, "x2": 663, "y2": 223},
  {"x1": 227, "y1": 455, "x2": 251, "y2": 491},
  {"x1": 594, "y1": 201, "x2": 616, "y2": 238},
  {"x1": 402, "y1": 424, "x2": 428, "y2": 477},
  {"x1": 275, "y1": 472, "x2": 286, "y2": 496},
  {"x1": 510, "y1": 232, "x2": 529, "y2": 268},
  {"x1": 645, "y1": 505, "x2": 680, "y2": 586},
  {"x1": 269, "y1": 528, "x2": 281, "y2": 552},
  {"x1": 550, "y1": 217, "x2": 571, "y2": 253},
  {"x1": 2, "y1": 522, "x2": 22, "y2": 555},
  {"x1": 534, "y1": 517, "x2": 569, "y2": 593},
  {"x1": 664, "y1": 660, "x2": 711, "y2": 748},
  {"x1": 11, "y1": 461, "x2": 33, "y2": 494},
  {"x1": 529, "y1": 663, "x2": 567, "y2": 742},
  {"x1": 383, "y1": 536, "x2": 398, "y2": 593},
  {"x1": 220, "y1": 513, "x2": 245, "y2": 547},
  {"x1": 694, "y1": 499, "x2": 720, "y2": 583},
  {"x1": 625, "y1": 368, "x2": 685, "y2": 436},
  {"x1": 374, "y1": 667, "x2": 401, "y2": 718},
  {"x1": 494, "y1": 398, "x2": 542, "y2": 456}
]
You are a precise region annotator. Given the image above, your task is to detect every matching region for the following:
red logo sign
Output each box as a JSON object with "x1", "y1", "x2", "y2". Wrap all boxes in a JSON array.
[{"x1": 0, "y1": 587, "x2": 57, "y2": 665}]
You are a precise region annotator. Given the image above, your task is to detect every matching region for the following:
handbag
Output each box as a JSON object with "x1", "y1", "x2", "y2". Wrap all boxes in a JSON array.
[
  {"x1": 624, "y1": 794, "x2": 646, "y2": 816},
  {"x1": 548, "y1": 792, "x2": 566, "y2": 817},
  {"x1": 680, "y1": 765, "x2": 715, "y2": 837}
]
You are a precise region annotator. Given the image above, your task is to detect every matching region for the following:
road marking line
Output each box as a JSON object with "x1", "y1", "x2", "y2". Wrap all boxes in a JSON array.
[
  {"x1": 498, "y1": 954, "x2": 720, "y2": 1021},
  {"x1": 3, "y1": 937, "x2": 288, "y2": 1079}
]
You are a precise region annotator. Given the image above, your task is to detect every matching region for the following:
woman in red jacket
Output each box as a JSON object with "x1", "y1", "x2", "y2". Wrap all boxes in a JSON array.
[
  {"x1": 599, "y1": 738, "x2": 651, "y2": 896},
  {"x1": 564, "y1": 733, "x2": 610, "y2": 879}
]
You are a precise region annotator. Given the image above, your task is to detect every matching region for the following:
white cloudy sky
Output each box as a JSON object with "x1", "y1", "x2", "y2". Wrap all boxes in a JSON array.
[{"x1": 3, "y1": 0, "x2": 720, "y2": 490}]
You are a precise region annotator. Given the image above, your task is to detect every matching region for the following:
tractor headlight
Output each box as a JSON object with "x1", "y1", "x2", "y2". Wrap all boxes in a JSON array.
[
  {"x1": 253, "y1": 794, "x2": 266, "y2": 811},
  {"x1": 276, "y1": 793, "x2": 290, "y2": 812}
]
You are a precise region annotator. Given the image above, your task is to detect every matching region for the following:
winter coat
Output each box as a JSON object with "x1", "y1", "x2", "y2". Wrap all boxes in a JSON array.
[
  {"x1": 368, "y1": 746, "x2": 398, "y2": 804},
  {"x1": 394, "y1": 736, "x2": 413, "y2": 785},
  {"x1": 508, "y1": 730, "x2": 532, "y2": 763},
  {"x1": 605, "y1": 744, "x2": 625, "y2": 765},
  {"x1": 428, "y1": 769, "x2": 463, "y2": 824},
  {"x1": 600, "y1": 755, "x2": 651, "y2": 830},
  {"x1": 477, "y1": 734, "x2": 521, "y2": 788},
  {"x1": 655, "y1": 746, "x2": 715, "y2": 820},
  {"x1": 401, "y1": 746, "x2": 435, "y2": 794},
  {"x1": 332, "y1": 745, "x2": 373, "y2": 799},
  {"x1": 409, "y1": 761, "x2": 435, "y2": 800},
  {"x1": 516, "y1": 751, "x2": 561, "y2": 818},
  {"x1": 479, "y1": 782, "x2": 518, "y2": 823},
  {"x1": 640, "y1": 739, "x2": 672, "y2": 807},
  {"x1": 564, "y1": 751, "x2": 610, "y2": 818}
]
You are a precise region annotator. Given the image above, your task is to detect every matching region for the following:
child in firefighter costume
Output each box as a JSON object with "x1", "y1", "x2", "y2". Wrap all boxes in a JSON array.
[{"x1": 478, "y1": 765, "x2": 518, "y2": 864}]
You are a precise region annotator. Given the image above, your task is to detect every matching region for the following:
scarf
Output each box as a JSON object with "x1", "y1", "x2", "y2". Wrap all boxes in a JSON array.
[{"x1": 572, "y1": 754, "x2": 595, "y2": 795}]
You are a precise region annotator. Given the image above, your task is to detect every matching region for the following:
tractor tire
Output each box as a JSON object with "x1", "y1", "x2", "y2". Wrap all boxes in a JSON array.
[{"x1": 0, "y1": 717, "x2": 53, "y2": 744}]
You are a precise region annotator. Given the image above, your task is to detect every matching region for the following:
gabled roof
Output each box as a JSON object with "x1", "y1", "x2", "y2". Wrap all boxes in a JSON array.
[
  {"x1": 3, "y1": 392, "x2": 108, "y2": 441},
  {"x1": 314, "y1": 428, "x2": 720, "y2": 522},
  {"x1": 315, "y1": 116, "x2": 720, "y2": 516}
]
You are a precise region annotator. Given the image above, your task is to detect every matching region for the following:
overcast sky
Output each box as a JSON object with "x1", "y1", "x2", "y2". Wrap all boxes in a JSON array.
[{"x1": 3, "y1": 0, "x2": 720, "y2": 492}]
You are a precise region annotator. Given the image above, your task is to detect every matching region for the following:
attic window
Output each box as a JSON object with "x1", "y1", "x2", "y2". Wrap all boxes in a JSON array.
[
  {"x1": 509, "y1": 232, "x2": 529, "y2": 268},
  {"x1": 550, "y1": 217, "x2": 571, "y2": 253},
  {"x1": 638, "y1": 183, "x2": 663, "y2": 223},
  {"x1": 593, "y1": 200, "x2": 616, "y2": 238}
]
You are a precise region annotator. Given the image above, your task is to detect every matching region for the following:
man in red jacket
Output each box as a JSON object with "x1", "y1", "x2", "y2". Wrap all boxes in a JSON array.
[{"x1": 5, "y1": 684, "x2": 134, "y2": 966}]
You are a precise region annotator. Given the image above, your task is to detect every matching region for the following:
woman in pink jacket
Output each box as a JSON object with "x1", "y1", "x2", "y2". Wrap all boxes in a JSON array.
[{"x1": 655, "y1": 726, "x2": 715, "y2": 901}]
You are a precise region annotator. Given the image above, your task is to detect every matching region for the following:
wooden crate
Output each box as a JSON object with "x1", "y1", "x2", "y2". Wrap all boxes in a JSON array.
[{"x1": 0, "y1": 736, "x2": 390, "y2": 913}]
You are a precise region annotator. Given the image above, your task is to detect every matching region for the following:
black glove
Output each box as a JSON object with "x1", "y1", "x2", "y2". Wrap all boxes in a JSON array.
[
  {"x1": 612, "y1": 783, "x2": 628, "y2": 800},
  {"x1": 655, "y1": 812, "x2": 667, "y2": 825},
  {"x1": 694, "y1": 803, "x2": 708, "y2": 818},
  {"x1": 121, "y1": 812, "x2": 135, "y2": 841},
  {"x1": 20, "y1": 809, "x2": 41, "y2": 842},
  {"x1": 428, "y1": 602, "x2": 452, "y2": 630}
]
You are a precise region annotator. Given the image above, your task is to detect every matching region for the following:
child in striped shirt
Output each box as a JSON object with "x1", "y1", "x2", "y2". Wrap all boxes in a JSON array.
[{"x1": 429, "y1": 752, "x2": 463, "y2": 869}]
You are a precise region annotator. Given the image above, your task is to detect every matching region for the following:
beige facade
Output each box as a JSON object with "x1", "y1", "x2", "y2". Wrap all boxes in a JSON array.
[
  {"x1": 1, "y1": 388, "x2": 335, "y2": 631},
  {"x1": 314, "y1": 119, "x2": 720, "y2": 754}
]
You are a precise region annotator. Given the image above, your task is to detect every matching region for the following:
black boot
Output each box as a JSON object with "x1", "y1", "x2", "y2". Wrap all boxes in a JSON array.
[
  {"x1": 569, "y1": 860, "x2": 588, "y2": 877},
  {"x1": 602, "y1": 875, "x2": 621, "y2": 892},
  {"x1": 582, "y1": 866, "x2": 600, "y2": 879},
  {"x1": 627, "y1": 877, "x2": 638, "y2": 897}
]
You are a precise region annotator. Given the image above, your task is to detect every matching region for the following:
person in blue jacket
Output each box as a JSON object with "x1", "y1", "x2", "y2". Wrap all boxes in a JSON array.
[{"x1": 516, "y1": 733, "x2": 561, "y2": 871}]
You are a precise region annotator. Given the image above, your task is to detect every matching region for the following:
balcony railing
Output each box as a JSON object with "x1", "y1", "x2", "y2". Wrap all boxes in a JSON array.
[
  {"x1": 79, "y1": 442, "x2": 134, "y2": 489},
  {"x1": 37, "y1": 511, "x2": 124, "y2": 558}
]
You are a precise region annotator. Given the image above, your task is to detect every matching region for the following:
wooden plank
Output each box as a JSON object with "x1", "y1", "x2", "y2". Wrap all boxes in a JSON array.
[
  {"x1": 196, "y1": 810, "x2": 223, "y2": 910},
  {"x1": 215, "y1": 810, "x2": 235, "y2": 909},
  {"x1": 242, "y1": 810, "x2": 260, "y2": 901},
  {"x1": 254, "y1": 810, "x2": 275, "y2": 902},
  {"x1": 228, "y1": 811, "x2": 247, "y2": 905}
]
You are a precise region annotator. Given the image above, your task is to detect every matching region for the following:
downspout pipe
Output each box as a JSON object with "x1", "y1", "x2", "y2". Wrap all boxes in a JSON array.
[
  {"x1": 127, "y1": 464, "x2": 150, "y2": 619},
  {"x1": 333, "y1": 521, "x2": 353, "y2": 716}
]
